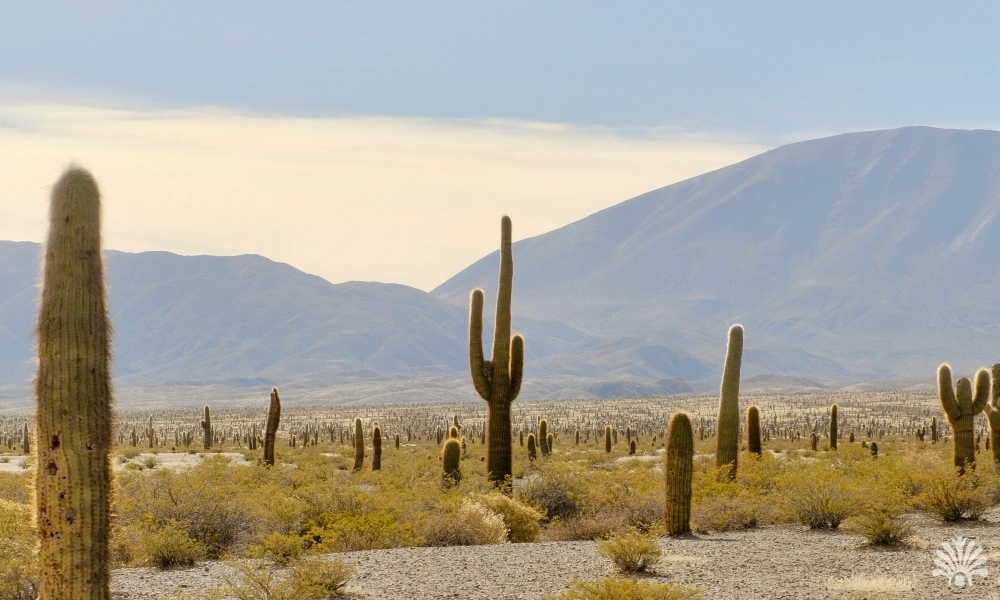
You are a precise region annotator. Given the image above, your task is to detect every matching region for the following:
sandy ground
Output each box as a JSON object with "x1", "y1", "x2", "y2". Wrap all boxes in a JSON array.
[{"x1": 111, "y1": 509, "x2": 1000, "y2": 600}]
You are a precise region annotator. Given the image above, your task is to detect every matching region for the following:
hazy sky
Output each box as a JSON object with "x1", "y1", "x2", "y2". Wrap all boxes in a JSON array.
[{"x1": 1, "y1": 3, "x2": 998, "y2": 289}]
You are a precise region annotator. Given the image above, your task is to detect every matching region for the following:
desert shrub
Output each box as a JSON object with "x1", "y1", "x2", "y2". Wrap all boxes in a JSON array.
[
  {"x1": 119, "y1": 447, "x2": 141, "y2": 460},
  {"x1": 142, "y1": 455, "x2": 159, "y2": 469},
  {"x1": 542, "y1": 577, "x2": 702, "y2": 600},
  {"x1": 596, "y1": 530, "x2": 662, "y2": 574},
  {"x1": 783, "y1": 467, "x2": 859, "y2": 529},
  {"x1": 421, "y1": 499, "x2": 508, "y2": 546},
  {"x1": 0, "y1": 473, "x2": 30, "y2": 505},
  {"x1": 516, "y1": 471, "x2": 580, "y2": 521},
  {"x1": 842, "y1": 510, "x2": 912, "y2": 545},
  {"x1": 0, "y1": 500, "x2": 37, "y2": 600},
  {"x1": 472, "y1": 492, "x2": 543, "y2": 542},
  {"x1": 917, "y1": 469, "x2": 994, "y2": 522},
  {"x1": 248, "y1": 531, "x2": 305, "y2": 564},
  {"x1": 304, "y1": 508, "x2": 417, "y2": 552},
  {"x1": 287, "y1": 556, "x2": 356, "y2": 596},
  {"x1": 176, "y1": 557, "x2": 355, "y2": 600},
  {"x1": 692, "y1": 491, "x2": 770, "y2": 533},
  {"x1": 544, "y1": 512, "x2": 626, "y2": 541},
  {"x1": 138, "y1": 519, "x2": 207, "y2": 568}
]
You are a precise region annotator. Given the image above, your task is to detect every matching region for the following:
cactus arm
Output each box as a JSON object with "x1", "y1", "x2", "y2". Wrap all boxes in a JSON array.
[
  {"x1": 973, "y1": 368, "x2": 991, "y2": 414},
  {"x1": 509, "y1": 334, "x2": 523, "y2": 400},
  {"x1": 468, "y1": 289, "x2": 491, "y2": 400},
  {"x1": 938, "y1": 364, "x2": 961, "y2": 422}
]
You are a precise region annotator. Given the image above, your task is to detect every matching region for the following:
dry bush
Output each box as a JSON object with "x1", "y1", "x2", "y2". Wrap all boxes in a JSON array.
[
  {"x1": 472, "y1": 492, "x2": 543, "y2": 542},
  {"x1": 544, "y1": 512, "x2": 626, "y2": 541},
  {"x1": 542, "y1": 576, "x2": 702, "y2": 600},
  {"x1": 843, "y1": 511, "x2": 913, "y2": 545},
  {"x1": 138, "y1": 519, "x2": 207, "y2": 568},
  {"x1": 596, "y1": 530, "x2": 662, "y2": 574},
  {"x1": 783, "y1": 466, "x2": 860, "y2": 529},
  {"x1": 0, "y1": 473, "x2": 30, "y2": 505},
  {"x1": 693, "y1": 492, "x2": 770, "y2": 533},
  {"x1": 917, "y1": 469, "x2": 995, "y2": 522},
  {"x1": 171, "y1": 557, "x2": 355, "y2": 600},
  {"x1": 247, "y1": 531, "x2": 305, "y2": 564},
  {"x1": 421, "y1": 498, "x2": 508, "y2": 546},
  {"x1": 516, "y1": 471, "x2": 580, "y2": 521},
  {"x1": 0, "y1": 499, "x2": 36, "y2": 600}
]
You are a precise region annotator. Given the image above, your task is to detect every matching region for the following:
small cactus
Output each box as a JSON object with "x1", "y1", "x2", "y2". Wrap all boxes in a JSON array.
[
  {"x1": 21, "y1": 422, "x2": 29, "y2": 455},
  {"x1": 539, "y1": 419, "x2": 549, "y2": 456},
  {"x1": 829, "y1": 404, "x2": 838, "y2": 450},
  {"x1": 442, "y1": 438, "x2": 462, "y2": 486},
  {"x1": 353, "y1": 418, "x2": 365, "y2": 472},
  {"x1": 394, "y1": 433, "x2": 401, "y2": 449},
  {"x1": 665, "y1": 412, "x2": 693, "y2": 536},
  {"x1": 546, "y1": 433, "x2": 554, "y2": 455},
  {"x1": 605, "y1": 425, "x2": 612, "y2": 453},
  {"x1": 716, "y1": 325, "x2": 743, "y2": 480},
  {"x1": 747, "y1": 405, "x2": 761, "y2": 456},
  {"x1": 527, "y1": 433, "x2": 537, "y2": 461},
  {"x1": 810, "y1": 432, "x2": 818, "y2": 451},
  {"x1": 870, "y1": 441, "x2": 879, "y2": 457},
  {"x1": 629, "y1": 439, "x2": 636, "y2": 455}
]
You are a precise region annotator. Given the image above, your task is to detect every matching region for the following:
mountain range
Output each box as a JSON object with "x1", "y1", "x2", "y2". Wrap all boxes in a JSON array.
[{"x1": 1, "y1": 126, "x2": 998, "y2": 407}]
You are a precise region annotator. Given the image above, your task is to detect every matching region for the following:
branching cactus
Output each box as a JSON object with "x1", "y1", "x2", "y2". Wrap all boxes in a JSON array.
[
  {"x1": 442, "y1": 438, "x2": 462, "y2": 486},
  {"x1": 747, "y1": 405, "x2": 761, "y2": 456},
  {"x1": 939, "y1": 363, "x2": 990, "y2": 473},
  {"x1": 716, "y1": 325, "x2": 743, "y2": 480},
  {"x1": 469, "y1": 216, "x2": 524, "y2": 489},
  {"x1": 264, "y1": 388, "x2": 281, "y2": 466},
  {"x1": 353, "y1": 418, "x2": 365, "y2": 471},
  {"x1": 201, "y1": 405, "x2": 212, "y2": 450},
  {"x1": 984, "y1": 364, "x2": 1000, "y2": 465},
  {"x1": 829, "y1": 404, "x2": 838, "y2": 450},
  {"x1": 35, "y1": 168, "x2": 112, "y2": 599},
  {"x1": 665, "y1": 412, "x2": 693, "y2": 536}
]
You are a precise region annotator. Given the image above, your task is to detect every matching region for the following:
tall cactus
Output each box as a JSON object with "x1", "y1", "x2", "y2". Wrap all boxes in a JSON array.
[
  {"x1": 372, "y1": 425, "x2": 382, "y2": 471},
  {"x1": 665, "y1": 413, "x2": 693, "y2": 536},
  {"x1": 716, "y1": 325, "x2": 743, "y2": 480},
  {"x1": 264, "y1": 387, "x2": 281, "y2": 466},
  {"x1": 987, "y1": 364, "x2": 1000, "y2": 465},
  {"x1": 746, "y1": 405, "x2": 761, "y2": 456},
  {"x1": 201, "y1": 405, "x2": 212, "y2": 450},
  {"x1": 829, "y1": 404, "x2": 838, "y2": 450},
  {"x1": 22, "y1": 422, "x2": 29, "y2": 455},
  {"x1": 35, "y1": 168, "x2": 112, "y2": 600},
  {"x1": 526, "y1": 433, "x2": 537, "y2": 460},
  {"x1": 469, "y1": 216, "x2": 524, "y2": 489},
  {"x1": 605, "y1": 425, "x2": 612, "y2": 453},
  {"x1": 539, "y1": 419, "x2": 549, "y2": 456},
  {"x1": 939, "y1": 363, "x2": 990, "y2": 473},
  {"x1": 353, "y1": 418, "x2": 365, "y2": 471}
]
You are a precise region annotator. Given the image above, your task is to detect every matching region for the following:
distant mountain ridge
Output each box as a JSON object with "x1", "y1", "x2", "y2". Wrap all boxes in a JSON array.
[{"x1": 2, "y1": 126, "x2": 998, "y2": 408}]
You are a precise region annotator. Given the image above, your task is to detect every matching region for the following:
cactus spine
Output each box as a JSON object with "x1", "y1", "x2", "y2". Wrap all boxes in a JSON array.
[
  {"x1": 201, "y1": 405, "x2": 212, "y2": 450},
  {"x1": 986, "y1": 364, "x2": 1000, "y2": 465},
  {"x1": 442, "y1": 438, "x2": 461, "y2": 486},
  {"x1": 263, "y1": 388, "x2": 281, "y2": 466},
  {"x1": 829, "y1": 404, "x2": 838, "y2": 450},
  {"x1": 716, "y1": 325, "x2": 743, "y2": 480},
  {"x1": 372, "y1": 425, "x2": 382, "y2": 471},
  {"x1": 939, "y1": 363, "x2": 990, "y2": 473},
  {"x1": 353, "y1": 418, "x2": 365, "y2": 471},
  {"x1": 747, "y1": 405, "x2": 761, "y2": 456},
  {"x1": 35, "y1": 168, "x2": 112, "y2": 600},
  {"x1": 469, "y1": 216, "x2": 524, "y2": 490},
  {"x1": 665, "y1": 413, "x2": 693, "y2": 536}
]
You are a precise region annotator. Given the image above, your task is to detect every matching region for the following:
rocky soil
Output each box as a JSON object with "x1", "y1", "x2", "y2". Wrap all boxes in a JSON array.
[{"x1": 112, "y1": 510, "x2": 1000, "y2": 600}]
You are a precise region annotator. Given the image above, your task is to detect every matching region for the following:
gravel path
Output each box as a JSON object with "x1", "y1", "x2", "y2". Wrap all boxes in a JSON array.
[{"x1": 112, "y1": 511, "x2": 1000, "y2": 600}]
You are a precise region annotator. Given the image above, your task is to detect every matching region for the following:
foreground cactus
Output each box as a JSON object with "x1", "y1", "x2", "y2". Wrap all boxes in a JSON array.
[
  {"x1": 264, "y1": 388, "x2": 281, "y2": 466},
  {"x1": 353, "y1": 418, "x2": 365, "y2": 471},
  {"x1": 372, "y1": 425, "x2": 382, "y2": 471},
  {"x1": 527, "y1": 433, "x2": 537, "y2": 460},
  {"x1": 35, "y1": 168, "x2": 112, "y2": 599},
  {"x1": 716, "y1": 325, "x2": 743, "y2": 480},
  {"x1": 539, "y1": 419, "x2": 549, "y2": 456},
  {"x1": 201, "y1": 405, "x2": 212, "y2": 450},
  {"x1": 469, "y1": 216, "x2": 524, "y2": 489},
  {"x1": 442, "y1": 438, "x2": 462, "y2": 486},
  {"x1": 665, "y1": 413, "x2": 693, "y2": 536},
  {"x1": 747, "y1": 405, "x2": 761, "y2": 456},
  {"x1": 829, "y1": 404, "x2": 838, "y2": 450},
  {"x1": 939, "y1": 363, "x2": 990, "y2": 473},
  {"x1": 986, "y1": 364, "x2": 1000, "y2": 465}
]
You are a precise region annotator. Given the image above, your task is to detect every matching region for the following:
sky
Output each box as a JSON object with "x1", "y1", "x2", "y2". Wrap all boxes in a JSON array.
[{"x1": 1, "y1": 2, "x2": 998, "y2": 290}]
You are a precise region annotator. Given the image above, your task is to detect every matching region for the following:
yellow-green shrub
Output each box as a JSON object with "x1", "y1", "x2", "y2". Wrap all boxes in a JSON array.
[
  {"x1": 472, "y1": 493, "x2": 543, "y2": 542},
  {"x1": 542, "y1": 577, "x2": 702, "y2": 600}
]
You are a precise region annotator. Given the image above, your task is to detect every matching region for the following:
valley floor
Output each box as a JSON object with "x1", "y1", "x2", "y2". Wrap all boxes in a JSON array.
[{"x1": 112, "y1": 509, "x2": 1000, "y2": 600}]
